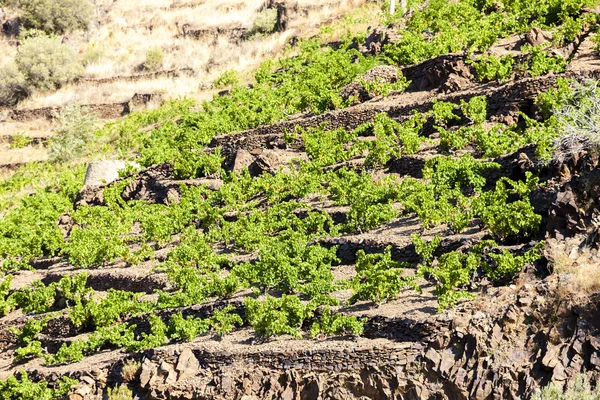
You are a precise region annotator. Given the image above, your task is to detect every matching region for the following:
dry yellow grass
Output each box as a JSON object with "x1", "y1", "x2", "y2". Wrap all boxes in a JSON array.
[
  {"x1": 546, "y1": 238, "x2": 600, "y2": 294},
  {"x1": 0, "y1": 146, "x2": 48, "y2": 165},
  {"x1": 2, "y1": 0, "x2": 373, "y2": 109}
]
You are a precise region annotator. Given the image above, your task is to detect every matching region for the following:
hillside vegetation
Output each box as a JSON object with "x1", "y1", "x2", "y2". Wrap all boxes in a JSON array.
[{"x1": 1, "y1": 0, "x2": 600, "y2": 398}]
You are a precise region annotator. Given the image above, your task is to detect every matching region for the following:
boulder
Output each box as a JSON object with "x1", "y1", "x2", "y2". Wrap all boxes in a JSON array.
[{"x1": 83, "y1": 160, "x2": 131, "y2": 187}]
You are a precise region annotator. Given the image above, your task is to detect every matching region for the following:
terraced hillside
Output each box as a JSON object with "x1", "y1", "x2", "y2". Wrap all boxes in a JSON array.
[
  {"x1": 0, "y1": 0, "x2": 371, "y2": 171},
  {"x1": 2, "y1": 0, "x2": 600, "y2": 399}
]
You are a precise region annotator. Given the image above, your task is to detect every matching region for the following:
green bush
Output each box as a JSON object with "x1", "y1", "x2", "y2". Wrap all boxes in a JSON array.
[
  {"x1": 532, "y1": 375, "x2": 600, "y2": 400},
  {"x1": 250, "y1": 8, "x2": 278, "y2": 35},
  {"x1": 107, "y1": 385, "x2": 134, "y2": 400},
  {"x1": 18, "y1": 0, "x2": 93, "y2": 34},
  {"x1": 143, "y1": 47, "x2": 164, "y2": 71},
  {"x1": 0, "y1": 63, "x2": 31, "y2": 107},
  {"x1": 0, "y1": 371, "x2": 76, "y2": 400},
  {"x1": 15, "y1": 36, "x2": 83, "y2": 91},
  {"x1": 470, "y1": 55, "x2": 514, "y2": 82},
  {"x1": 48, "y1": 106, "x2": 98, "y2": 163}
]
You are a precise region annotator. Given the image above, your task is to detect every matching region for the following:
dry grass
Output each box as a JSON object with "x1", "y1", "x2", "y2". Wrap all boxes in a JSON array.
[
  {"x1": 2, "y1": 0, "x2": 372, "y2": 109},
  {"x1": 0, "y1": 146, "x2": 48, "y2": 165},
  {"x1": 546, "y1": 238, "x2": 600, "y2": 294}
]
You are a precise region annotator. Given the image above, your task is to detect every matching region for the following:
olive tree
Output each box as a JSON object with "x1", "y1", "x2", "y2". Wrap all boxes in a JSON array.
[
  {"x1": 19, "y1": 0, "x2": 93, "y2": 34},
  {"x1": 15, "y1": 36, "x2": 83, "y2": 91}
]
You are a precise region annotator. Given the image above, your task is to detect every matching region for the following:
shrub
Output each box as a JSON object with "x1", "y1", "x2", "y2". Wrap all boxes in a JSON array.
[
  {"x1": 0, "y1": 63, "x2": 31, "y2": 107},
  {"x1": 214, "y1": 70, "x2": 239, "y2": 88},
  {"x1": 250, "y1": 8, "x2": 278, "y2": 36},
  {"x1": 470, "y1": 55, "x2": 514, "y2": 82},
  {"x1": 48, "y1": 106, "x2": 98, "y2": 163},
  {"x1": 553, "y1": 79, "x2": 600, "y2": 162},
  {"x1": 143, "y1": 47, "x2": 164, "y2": 71},
  {"x1": 18, "y1": 0, "x2": 93, "y2": 34},
  {"x1": 107, "y1": 384, "x2": 134, "y2": 400},
  {"x1": 15, "y1": 36, "x2": 83, "y2": 91},
  {"x1": 121, "y1": 360, "x2": 140, "y2": 382},
  {"x1": 532, "y1": 375, "x2": 600, "y2": 400}
]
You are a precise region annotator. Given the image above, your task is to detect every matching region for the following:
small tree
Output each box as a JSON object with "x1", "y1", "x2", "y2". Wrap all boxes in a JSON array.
[
  {"x1": 19, "y1": 0, "x2": 94, "y2": 34},
  {"x1": 15, "y1": 36, "x2": 83, "y2": 91},
  {"x1": 49, "y1": 106, "x2": 98, "y2": 163},
  {"x1": 0, "y1": 63, "x2": 31, "y2": 107}
]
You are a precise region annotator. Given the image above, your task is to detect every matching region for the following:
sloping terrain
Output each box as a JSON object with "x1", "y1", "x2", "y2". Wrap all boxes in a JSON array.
[
  {"x1": 0, "y1": 0, "x2": 372, "y2": 172},
  {"x1": 2, "y1": 1, "x2": 600, "y2": 399}
]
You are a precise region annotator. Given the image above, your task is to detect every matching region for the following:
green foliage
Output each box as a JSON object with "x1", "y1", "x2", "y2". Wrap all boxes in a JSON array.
[
  {"x1": 214, "y1": 70, "x2": 239, "y2": 88},
  {"x1": 310, "y1": 306, "x2": 365, "y2": 338},
  {"x1": 0, "y1": 62, "x2": 30, "y2": 107},
  {"x1": 360, "y1": 71, "x2": 410, "y2": 97},
  {"x1": 419, "y1": 250, "x2": 479, "y2": 311},
  {"x1": 0, "y1": 371, "x2": 77, "y2": 400},
  {"x1": 122, "y1": 40, "x2": 378, "y2": 179},
  {"x1": 411, "y1": 234, "x2": 441, "y2": 265},
  {"x1": 107, "y1": 384, "x2": 134, "y2": 400},
  {"x1": 18, "y1": 0, "x2": 93, "y2": 34},
  {"x1": 473, "y1": 172, "x2": 542, "y2": 239},
  {"x1": 438, "y1": 125, "x2": 472, "y2": 152},
  {"x1": 244, "y1": 294, "x2": 307, "y2": 338},
  {"x1": 349, "y1": 247, "x2": 420, "y2": 304},
  {"x1": 302, "y1": 125, "x2": 364, "y2": 167},
  {"x1": 432, "y1": 100, "x2": 460, "y2": 126},
  {"x1": 250, "y1": 8, "x2": 278, "y2": 35},
  {"x1": 470, "y1": 55, "x2": 514, "y2": 82},
  {"x1": 11, "y1": 280, "x2": 56, "y2": 314},
  {"x1": 486, "y1": 241, "x2": 545, "y2": 280},
  {"x1": 127, "y1": 314, "x2": 168, "y2": 351},
  {"x1": 15, "y1": 36, "x2": 83, "y2": 91},
  {"x1": 461, "y1": 96, "x2": 488, "y2": 125},
  {"x1": 143, "y1": 47, "x2": 164, "y2": 71},
  {"x1": 400, "y1": 155, "x2": 499, "y2": 231},
  {"x1": 536, "y1": 78, "x2": 574, "y2": 119},
  {"x1": 365, "y1": 112, "x2": 424, "y2": 167},
  {"x1": 167, "y1": 307, "x2": 242, "y2": 341},
  {"x1": 11, "y1": 316, "x2": 49, "y2": 347},
  {"x1": 174, "y1": 148, "x2": 224, "y2": 179},
  {"x1": 422, "y1": 155, "x2": 500, "y2": 193},
  {"x1": 0, "y1": 275, "x2": 14, "y2": 316},
  {"x1": 167, "y1": 312, "x2": 209, "y2": 342},
  {"x1": 14, "y1": 339, "x2": 45, "y2": 361},
  {"x1": 9, "y1": 134, "x2": 33, "y2": 149},
  {"x1": 245, "y1": 234, "x2": 339, "y2": 297},
  {"x1": 69, "y1": 288, "x2": 153, "y2": 329},
  {"x1": 524, "y1": 45, "x2": 567, "y2": 77},
  {"x1": 532, "y1": 374, "x2": 600, "y2": 400},
  {"x1": 207, "y1": 305, "x2": 243, "y2": 336},
  {"x1": 0, "y1": 182, "x2": 77, "y2": 264},
  {"x1": 48, "y1": 106, "x2": 98, "y2": 163},
  {"x1": 329, "y1": 168, "x2": 400, "y2": 231}
]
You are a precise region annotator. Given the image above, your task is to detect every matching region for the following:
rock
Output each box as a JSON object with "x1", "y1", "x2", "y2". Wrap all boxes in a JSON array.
[
  {"x1": 158, "y1": 361, "x2": 177, "y2": 386},
  {"x1": 590, "y1": 351, "x2": 600, "y2": 367},
  {"x1": 542, "y1": 346, "x2": 560, "y2": 370},
  {"x1": 69, "y1": 384, "x2": 92, "y2": 400},
  {"x1": 526, "y1": 28, "x2": 553, "y2": 46},
  {"x1": 2, "y1": 17, "x2": 21, "y2": 37},
  {"x1": 424, "y1": 348, "x2": 441, "y2": 369},
  {"x1": 83, "y1": 160, "x2": 130, "y2": 187},
  {"x1": 176, "y1": 348, "x2": 200, "y2": 382},
  {"x1": 140, "y1": 358, "x2": 158, "y2": 388},
  {"x1": 438, "y1": 356, "x2": 454, "y2": 378},
  {"x1": 340, "y1": 65, "x2": 401, "y2": 104},
  {"x1": 220, "y1": 374, "x2": 236, "y2": 395},
  {"x1": 232, "y1": 149, "x2": 256, "y2": 173},
  {"x1": 121, "y1": 163, "x2": 177, "y2": 204}
]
